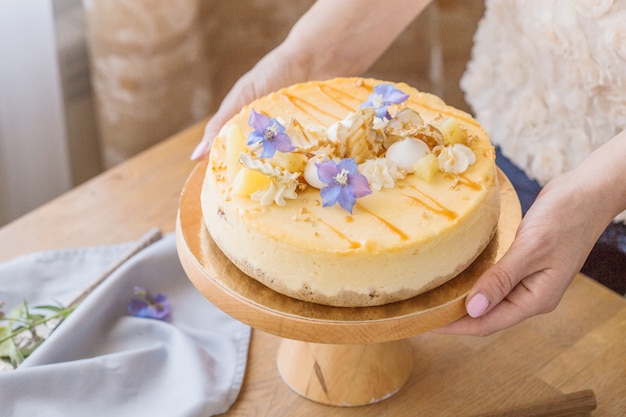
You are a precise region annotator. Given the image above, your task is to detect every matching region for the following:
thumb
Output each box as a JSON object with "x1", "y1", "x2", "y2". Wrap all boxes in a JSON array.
[
  {"x1": 465, "y1": 239, "x2": 536, "y2": 318},
  {"x1": 190, "y1": 114, "x2": 228, "y2": 161}
]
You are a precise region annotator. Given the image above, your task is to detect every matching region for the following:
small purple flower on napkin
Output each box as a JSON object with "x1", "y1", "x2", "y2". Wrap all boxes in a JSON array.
[
  {"x1": 361, "y1": 84, "x2": 409, "y2": 120},
  {"x1": 126, "y1": 286, "x2": 170, "y2": 320},
  {"x1": 316, "y1": 158, "x2": 371, "y2": 213},
  {"x1": 247, "y1": 109, "x2": 294, "y2": 158}
]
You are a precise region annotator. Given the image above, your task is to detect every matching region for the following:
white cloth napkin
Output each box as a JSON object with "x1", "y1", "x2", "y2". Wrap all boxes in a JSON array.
[{"x1": 0, "y1": 233, "x2": 251, "y2": 417}]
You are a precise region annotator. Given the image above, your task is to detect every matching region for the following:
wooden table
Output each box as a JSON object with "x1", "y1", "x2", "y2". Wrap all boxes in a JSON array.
[{"x1": 1, "y1": 121, "x2": 624, "y2": 416}]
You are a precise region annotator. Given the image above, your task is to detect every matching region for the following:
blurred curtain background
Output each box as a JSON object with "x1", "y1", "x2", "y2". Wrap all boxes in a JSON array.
[{"x1": 0, "y1": 0, "x2": 483, "y2": 226}]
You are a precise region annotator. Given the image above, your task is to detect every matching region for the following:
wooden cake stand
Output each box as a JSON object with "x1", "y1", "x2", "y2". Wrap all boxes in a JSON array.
[{"x1": 176, "y1": 160, "x2": 521, "y2": 407}]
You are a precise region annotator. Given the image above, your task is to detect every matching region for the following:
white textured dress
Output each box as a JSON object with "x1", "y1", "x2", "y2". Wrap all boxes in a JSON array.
[{"x1": 461, "y1": 0, "x2": 626, "y2": 222}]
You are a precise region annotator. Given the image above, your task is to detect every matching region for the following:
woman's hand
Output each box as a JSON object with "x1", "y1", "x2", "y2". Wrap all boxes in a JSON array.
[
  {"x1": 438, "y1": 133, "x2": 626, "y2": 336},
  {"x1": 191, "y1": 48, "x2": 311, "y2": 160}
]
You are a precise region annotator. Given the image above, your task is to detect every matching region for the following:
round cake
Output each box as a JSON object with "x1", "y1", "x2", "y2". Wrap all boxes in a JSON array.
[{"x1": 201, "y1": 77, "x2": 500, "y2": 307}]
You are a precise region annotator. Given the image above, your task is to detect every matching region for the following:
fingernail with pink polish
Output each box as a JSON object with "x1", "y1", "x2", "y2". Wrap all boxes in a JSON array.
[
  {"x1": 467, "y1": 293, "x2": 489, "y2": 317},
  {"x1": 191, "y1": 141, "x2": 210, "y2": 160}
]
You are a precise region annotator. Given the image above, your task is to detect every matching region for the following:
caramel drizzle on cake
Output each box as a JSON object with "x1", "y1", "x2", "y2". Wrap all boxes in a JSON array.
[
  {"x1": 280, "y1": 93, "x2": 340, "y2": 125},
  {"x1": 316, "y1": 84, "x2": 364, "y2": 112},
  {"x1": 457, "y1": 174, "x2": 483, "y2": 191},
  {"x1": 306, "y1": 212, "x2": 361, "y2": 249},
  {"x1": 404, "y1": 186, "x2": 458, "y2": 221},
  {"x1": 297, "y1": 201, "x2": 411, "y2": 246},
  {"x1": 406, "y1": 97, "x2": 480, "y2": 129},
  {"x1": 354, "y1": 203, "x2": 409, "y2": 241},
  {"x1": 281, "y1": 82, "x2": 375, "y2": 126}
]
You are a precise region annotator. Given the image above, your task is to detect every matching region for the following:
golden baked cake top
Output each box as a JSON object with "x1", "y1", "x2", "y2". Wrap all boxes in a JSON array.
[{"x1": 206, "y1": 77, "x2": 497, "y2": 253}]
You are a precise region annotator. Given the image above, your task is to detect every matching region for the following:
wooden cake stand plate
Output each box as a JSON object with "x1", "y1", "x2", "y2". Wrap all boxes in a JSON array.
[{"x1": 176, "y1": 160, "x2": 521, "y2": 406}]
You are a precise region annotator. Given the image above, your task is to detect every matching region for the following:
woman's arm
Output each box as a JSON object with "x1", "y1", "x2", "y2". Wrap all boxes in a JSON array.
[
  {"x1": 191, "y1": 0, "x2": 432, "y2": 160},
  {"x1": 282, "y1": 0, "x2": 433, "y2": 79}
]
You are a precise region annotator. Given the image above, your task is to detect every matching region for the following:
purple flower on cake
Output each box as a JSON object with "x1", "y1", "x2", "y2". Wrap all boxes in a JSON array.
[
  {"x1": 361, "y1": 84, "x2": 409, "y2": 120},
  {"x1": 316, "y1": 158, "x2": 372, "y2": 213},
  {"x1": 247, "y1": 109, "x2": 294, "y2": 158},
  {"x1": 126, "y1": 286, "x2": 171, "y2": 320}
]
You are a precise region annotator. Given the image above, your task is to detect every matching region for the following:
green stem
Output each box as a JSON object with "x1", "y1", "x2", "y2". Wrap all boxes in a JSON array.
[{"x1": 0, "y1": 307, "x2": 75, "y2": 346}]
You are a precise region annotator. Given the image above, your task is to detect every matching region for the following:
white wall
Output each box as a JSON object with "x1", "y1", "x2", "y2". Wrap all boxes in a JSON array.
[{"x1": 0, "y1": 0, "x2": 73, "y2": 225}]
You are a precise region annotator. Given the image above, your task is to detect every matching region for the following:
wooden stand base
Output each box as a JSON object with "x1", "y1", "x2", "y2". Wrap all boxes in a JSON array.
[{"x1": 277, "y1": 339, "x2": 413, "y2": 406}]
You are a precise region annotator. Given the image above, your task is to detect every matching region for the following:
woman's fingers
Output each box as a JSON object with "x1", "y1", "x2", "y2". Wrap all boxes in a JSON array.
[
  {"x1": 437, "y1": 267, "x2": 566, "y2": 336},
  {"x1": 191, "y1": 113, "x2": 231, "y2": 160}
]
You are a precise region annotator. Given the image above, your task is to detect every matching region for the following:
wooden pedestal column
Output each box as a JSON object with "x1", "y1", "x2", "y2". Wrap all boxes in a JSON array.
[{"x1": 277, "y1": 339, "x2": 413, "y2": 406}]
